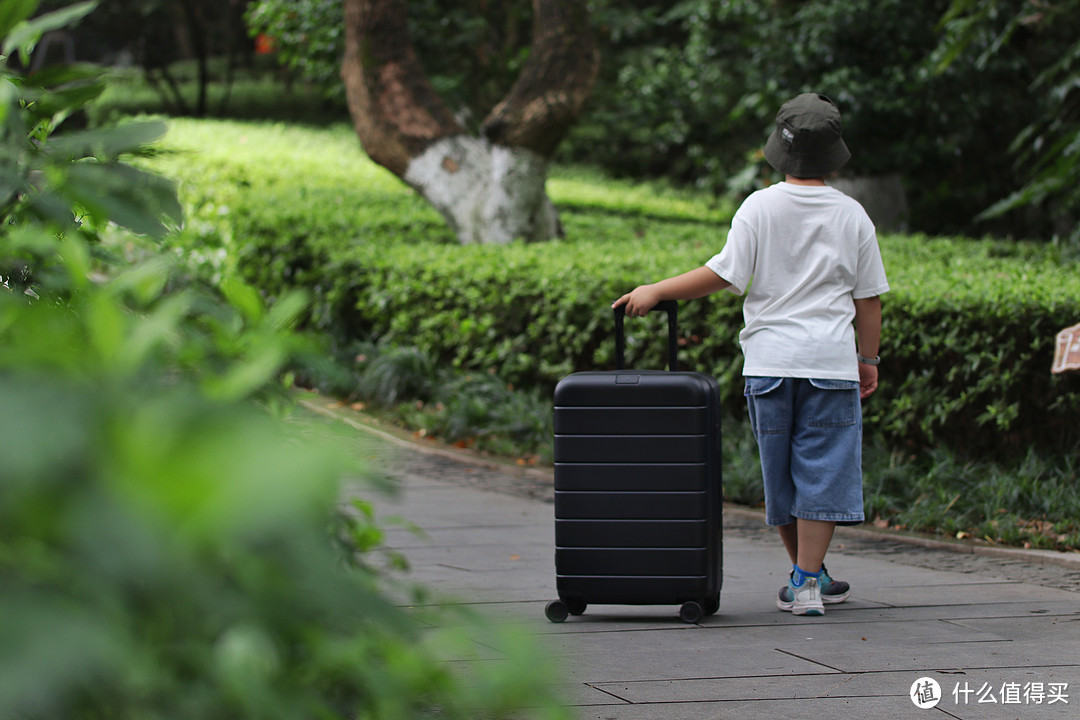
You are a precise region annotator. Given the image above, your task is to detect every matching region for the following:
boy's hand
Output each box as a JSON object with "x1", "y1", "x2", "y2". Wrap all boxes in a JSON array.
[
  {"x1": 858, "y1": 362, "x2": 878, "y2": 399},
  {"x1": 612, "y1": 285, "x2": 661, "y2": 317}
]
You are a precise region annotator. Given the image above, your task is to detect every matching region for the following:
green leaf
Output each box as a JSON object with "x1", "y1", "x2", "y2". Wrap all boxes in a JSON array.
[
  {"x1": 976, "y1": 176, "x2": 1066, "y2": 221},
  {"x1": 47, "y1": 120, "x2": 168, "y2": 160},
  {"x1": 266, "y1": 290, "x2": 308, "y2": 331},
  {"x1": 0, "y1": 223, "x2": 60, "y2": 257},
  {"x1": 0, "y1": 0, "x2": 37, "y2": 41},
  {"x1": 221, "y1": 277, "x2": 265, "y2": 324},
  {"x1": 57, "y1": 234, "x2": 90, "y2": 289},
  {"x1": 0, "y1": 163, "x2": 23, "y2": 210},
  {"x1": 107, "y1": 255, "x2": 174, "y2": 306},
  {"x1": 26, "y1": 188, "x2": 77, "y2": 228},
  {"x1": 62, "y1": 162, "x2": 180, "y2": 238},
  {"x1": 34, "y1": 78, "x2": 107, "y2": 120},
  {"x1": 121, "y1": 292, "x2": 192, "y2": 372},
  {"x1": 0, "y1": 73, "x2": 22, "y2": 133},
  {"x1": 22, "y1": 62, "x2": 102, "y2": 89},
  {"x1": 3, "y1": 1, "x2": 97, "y2": 64},
  {"x1": 85, "y1": 286, "x2": 127, "y2": 362},
  {"x1": 204, "y1": 341, "x2": 288, "y2": 402}
]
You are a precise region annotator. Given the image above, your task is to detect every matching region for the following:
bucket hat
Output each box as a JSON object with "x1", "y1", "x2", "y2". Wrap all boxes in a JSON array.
[{"x1": 764, "y1": 93, "x2": 851, "y2": 178}]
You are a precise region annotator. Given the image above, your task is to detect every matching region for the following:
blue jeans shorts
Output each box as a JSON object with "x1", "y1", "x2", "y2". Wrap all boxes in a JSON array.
[{"x1": 744, "y1": 377, "x2": 864, "y2": 527}]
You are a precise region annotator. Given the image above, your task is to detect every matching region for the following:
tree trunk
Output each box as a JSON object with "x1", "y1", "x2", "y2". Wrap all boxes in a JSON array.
[
  {"x1": 341, "y1": 0, "x2": 598, "y2": 244},
  {"x1": 176, "y1": 0, "x2": 210, "y2": 117}
]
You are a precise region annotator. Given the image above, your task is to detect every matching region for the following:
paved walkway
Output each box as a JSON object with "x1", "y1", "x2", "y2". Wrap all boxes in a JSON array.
[{"x1": 318, "y1": 403, "x2": 1080, "y2": 720}]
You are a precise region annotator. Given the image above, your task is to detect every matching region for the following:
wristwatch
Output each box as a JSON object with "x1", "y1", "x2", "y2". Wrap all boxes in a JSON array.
[{"x1": 857, "y1": 353, "x2": 881, "y2": 366}]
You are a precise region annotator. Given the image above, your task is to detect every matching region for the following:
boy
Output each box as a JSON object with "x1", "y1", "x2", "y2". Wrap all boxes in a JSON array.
[{"x1": 613, "y1": 93, "x2": 889, "y2": 616}]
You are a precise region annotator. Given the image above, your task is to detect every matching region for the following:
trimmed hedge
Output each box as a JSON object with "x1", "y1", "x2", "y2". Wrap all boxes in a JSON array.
[
  {"x1": 153, "y1": 120, "x2": 1080, "y2": 462},
  {"x1": 880, "y1": 238, "x2": 1080, "y2": 455},
  {"x1": 239, "y1": 234, "x2": 1080, "y2": 458}
]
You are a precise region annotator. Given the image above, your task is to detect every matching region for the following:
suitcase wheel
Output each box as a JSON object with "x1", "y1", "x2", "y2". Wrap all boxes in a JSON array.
[
  {"x1": 703, "y1": 593, "x2": 720, "y2": 616},
  {"x1": 546, "y1": 598, "x2": 587, "y2": 623},
  {"x1": 545, "y1": 599, "x2": 569, "y2": 623},
  {"x1": 679, "y1": 601, "x2": 704, "y2": 624}
]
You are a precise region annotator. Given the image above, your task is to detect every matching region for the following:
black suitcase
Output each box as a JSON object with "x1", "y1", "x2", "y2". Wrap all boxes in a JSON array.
[{"x1": 545, "y1": 301, "x2": 723, "y2": 624}]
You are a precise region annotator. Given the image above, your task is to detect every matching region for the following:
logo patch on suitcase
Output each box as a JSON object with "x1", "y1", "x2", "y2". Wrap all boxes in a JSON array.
[{"x1": 615, "y1": 375, "x2": 640, "y2": 384}]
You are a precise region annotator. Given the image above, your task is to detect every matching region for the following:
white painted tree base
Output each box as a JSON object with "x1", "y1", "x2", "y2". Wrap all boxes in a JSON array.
[{"x1": 403, "y1": 136, "x2": 560, "y2": 244}]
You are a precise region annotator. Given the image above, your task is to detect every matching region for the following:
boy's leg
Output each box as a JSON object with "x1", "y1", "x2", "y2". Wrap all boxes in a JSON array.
[
  {"x1": 749, "y1": 378, "x2": 852, "y2": 611},
  {"x1": 790, "y1": 377, "x2": 861, "y2": 584},
  {"x1": 795, "y1": 518, "x2": 835, "y2": 573},
  {"x1": 776, "y1": 519, "x2": 837, "y2": 615},
  {"x1": 777, "y1": 522, "x2": 798, "y2": 565},
  {"x1": 777, "y1": 518, "x2": 835, "y2": 572},
  {"x1": 777, "y1": 518, "x2": 851, "y2": 608}
]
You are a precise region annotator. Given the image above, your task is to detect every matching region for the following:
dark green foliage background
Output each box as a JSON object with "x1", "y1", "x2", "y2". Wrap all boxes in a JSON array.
[{"x1": 238, "y1": 0, "x2": 1080, "y2": 239}]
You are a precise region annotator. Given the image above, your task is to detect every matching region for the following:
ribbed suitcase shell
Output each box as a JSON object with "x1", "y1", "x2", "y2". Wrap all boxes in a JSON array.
[{"x1": 550, "y1": 367, "x2": 723, "y2": 620}]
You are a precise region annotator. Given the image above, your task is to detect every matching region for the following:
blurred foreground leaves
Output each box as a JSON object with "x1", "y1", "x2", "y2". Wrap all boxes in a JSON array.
[{"x1": 0, "y1": 3, "x2": 567, "y2": 718}]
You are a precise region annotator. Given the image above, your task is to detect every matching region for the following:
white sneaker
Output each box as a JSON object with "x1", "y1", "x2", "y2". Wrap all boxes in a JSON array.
[{"x1": 777, "y1": 576, "x2": 825, "y2": 616}]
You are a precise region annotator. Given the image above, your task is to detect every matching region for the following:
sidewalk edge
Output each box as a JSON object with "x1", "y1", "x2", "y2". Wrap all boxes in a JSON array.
[{"x1": 301, "y1": 396, "x2": 1080, "y2": 571}]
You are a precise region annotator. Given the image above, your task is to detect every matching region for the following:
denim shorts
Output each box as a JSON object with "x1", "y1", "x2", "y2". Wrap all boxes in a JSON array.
[{"x1": 744, "y1": 377, "x2": 864, "y2": 527}]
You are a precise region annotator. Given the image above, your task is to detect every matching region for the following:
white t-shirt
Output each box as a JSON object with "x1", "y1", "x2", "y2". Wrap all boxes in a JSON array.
[{"x1": 705, "y1": 182, "x2": 890, "y2": 381}]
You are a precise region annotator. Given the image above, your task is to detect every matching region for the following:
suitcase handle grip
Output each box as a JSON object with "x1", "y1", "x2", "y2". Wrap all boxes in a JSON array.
[{"x1": 614, "y1": 300, "x2": 679, "y2": 371}]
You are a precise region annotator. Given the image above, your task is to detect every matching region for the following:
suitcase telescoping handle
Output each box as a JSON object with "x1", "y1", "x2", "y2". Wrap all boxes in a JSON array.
[{"x1": 614, "y1": 300, "x2": 679, "y2": 371}]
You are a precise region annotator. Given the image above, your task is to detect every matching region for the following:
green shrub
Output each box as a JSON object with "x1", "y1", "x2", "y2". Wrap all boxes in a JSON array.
[
  {"x1": 144, "y1": 119, "x2": 1080, "y2": 462},
  {"x1": 876, "y1": 236, "x2": 1080, "y2": 454},
  {"x1": 254, "y1": 234, "x2": 1080, "y2": 459},
  {"x1": 333, "y1": 342, "x2": 556, "y2": 462},
  {"x1": 1, "y1": 7, "x2": 566, "y2": 718},
  {"x1": 355, "y1": 344, "x2": 440, "y2": 405},
  {"x1": 863, "y1": 442, "x2": 1080, "y2": 549}
]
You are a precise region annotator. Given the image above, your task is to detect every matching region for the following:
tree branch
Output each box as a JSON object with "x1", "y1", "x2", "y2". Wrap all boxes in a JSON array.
[
  {"x1": 340, "y1": 0, "x2": 463, "y2": 177},
  {"x1": 481, "y1": 0, "x2": 599, "y2": 157}
]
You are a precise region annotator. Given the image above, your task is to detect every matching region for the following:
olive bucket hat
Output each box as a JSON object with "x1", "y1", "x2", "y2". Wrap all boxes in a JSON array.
[{"x1": 764, "y1": 93, "x2": 851, "y2": 178}]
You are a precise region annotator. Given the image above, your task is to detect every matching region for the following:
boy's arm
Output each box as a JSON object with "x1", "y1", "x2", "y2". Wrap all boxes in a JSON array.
[
  {"x1": 612, "y1": 266, "x2": 731, "y2": 317},
  {"x1": 853, "y1": 295, "x2": 882, "y2": 399}
]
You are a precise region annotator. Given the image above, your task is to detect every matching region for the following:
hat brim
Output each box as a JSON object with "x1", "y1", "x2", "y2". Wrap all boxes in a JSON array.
[{"x1": 764, "y1": 129, "x2": 851, "y2": 178}]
